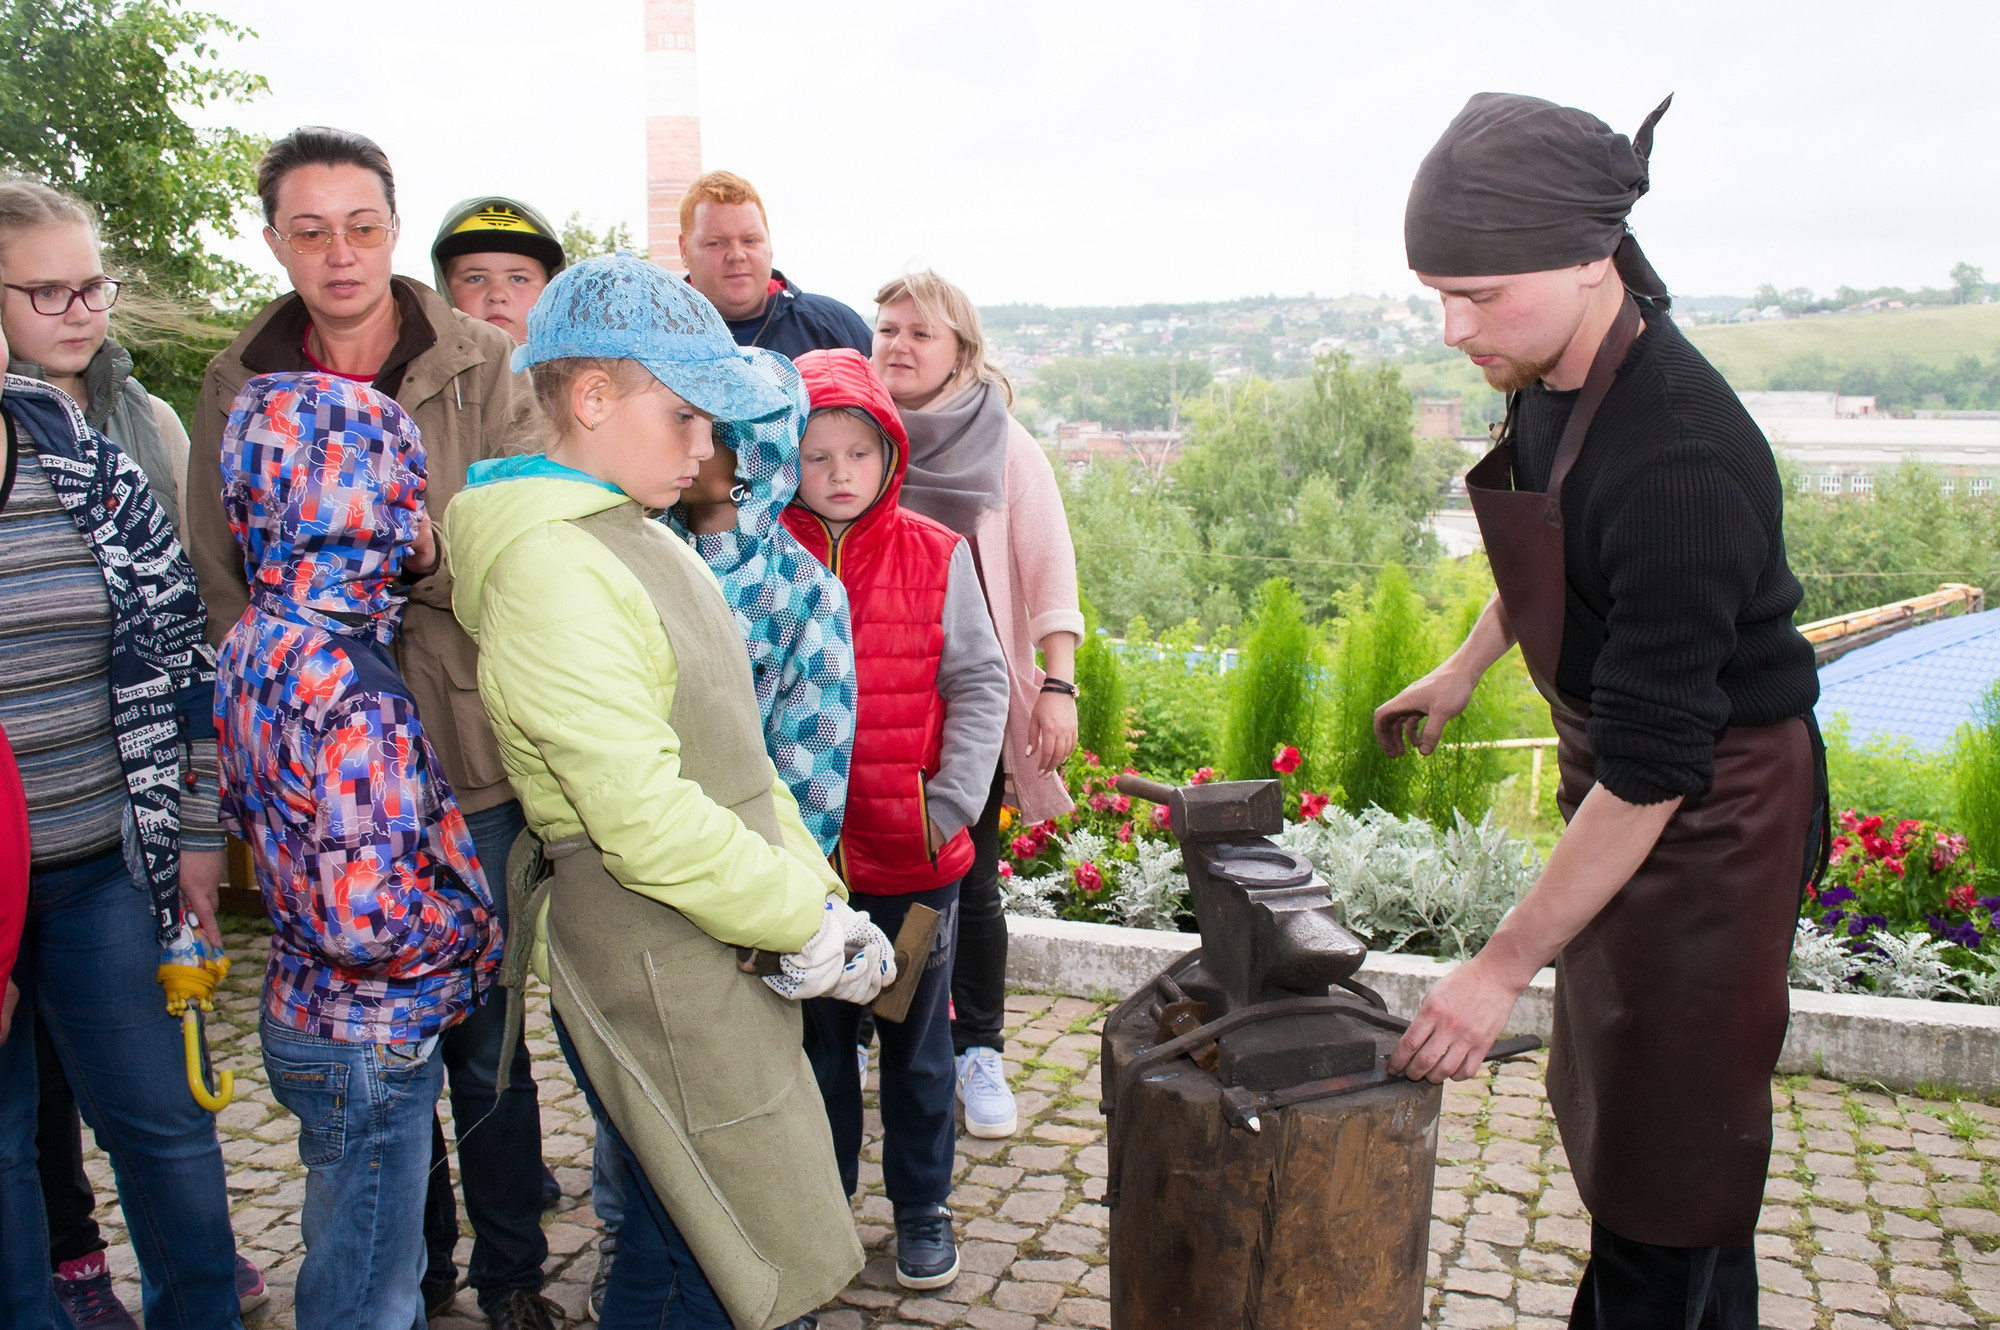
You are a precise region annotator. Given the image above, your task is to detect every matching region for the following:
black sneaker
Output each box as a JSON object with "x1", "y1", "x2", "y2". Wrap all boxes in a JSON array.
[
  {"x1": 485, "y1": 1289, "x2": 564, "y2": 1330},
  {"x1": 589, "y1": 1231, "x2": 617, "y2": 1321},
  {"x1": 51, "y1": 1256, "x2": 137, "y2": 1330},
  {"x1": 892, "y1": 1202, "x2": 960, "y2": 1290}
]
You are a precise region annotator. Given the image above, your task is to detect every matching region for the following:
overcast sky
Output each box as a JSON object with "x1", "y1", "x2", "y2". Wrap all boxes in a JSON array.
[{"x1": 198, "y1": 0, "x2": 1995, "y2": 314}]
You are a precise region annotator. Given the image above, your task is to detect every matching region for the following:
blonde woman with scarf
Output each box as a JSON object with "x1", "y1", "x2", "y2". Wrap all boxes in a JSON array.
[{"x1": 870, "y1": 270, "x2": 1083, "y2": 1140}]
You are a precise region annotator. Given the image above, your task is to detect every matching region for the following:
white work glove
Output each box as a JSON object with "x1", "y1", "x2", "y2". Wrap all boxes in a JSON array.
[
  {"x1": 828, "y1": 904, "x2": 897, "y2": 1006},
  {"x1": 762, "y1": 899, "x2": 846, "y2": 1001}
]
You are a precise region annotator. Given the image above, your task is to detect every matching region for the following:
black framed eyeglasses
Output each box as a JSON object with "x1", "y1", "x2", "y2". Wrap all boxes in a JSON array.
[
  {"x1": 267, "y1": 220, "x2": 399, "y2": 255},
  {"x1": 4, "y1": 280, "x2": 121, "y2": 316}
]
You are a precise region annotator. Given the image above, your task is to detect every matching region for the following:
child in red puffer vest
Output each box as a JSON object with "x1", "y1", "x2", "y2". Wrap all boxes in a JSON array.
[{"x1": 782, "y1": 347, "x2": 1006, "y2": 1291}]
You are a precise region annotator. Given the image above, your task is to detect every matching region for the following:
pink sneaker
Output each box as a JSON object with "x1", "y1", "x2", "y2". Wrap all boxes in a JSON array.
[{"x1": 52, "y1": 1254, "x2": 137, "y2": 1330}]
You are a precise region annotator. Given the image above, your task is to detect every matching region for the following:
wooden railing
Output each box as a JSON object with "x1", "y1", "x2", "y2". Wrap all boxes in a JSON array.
[{"x1": 1799, "y1": 583, "x2": 1985, "y2": 665}]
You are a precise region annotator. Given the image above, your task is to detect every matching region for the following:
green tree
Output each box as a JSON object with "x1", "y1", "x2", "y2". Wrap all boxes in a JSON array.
[
  {"x1": 1782, "y1": 460, "x2": 2000, "y2": 621},
  {"x1": 561, "y1": 213, "x2": 644, "y2": 266},
  {"x1": 1060, "y1": 457, "x2": 1203, "y2": 634},
  {"x1": 0, "y1": 0, "x2": 269, "y2": 417},
  {"x1": 1028, "y1": 356, "x2": 1211, "y2": 430},
  {"x1": 1953, "y1": 261, "x2": 1987, "y2": 306},
  {"x1": 0, "y1": 0, "x2": 267, "y2": 299}
]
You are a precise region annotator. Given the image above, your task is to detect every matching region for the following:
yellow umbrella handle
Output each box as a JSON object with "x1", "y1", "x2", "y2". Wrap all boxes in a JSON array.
[{"x1": 182, "y1": 1009, "x2": 234, "y2": 1113}]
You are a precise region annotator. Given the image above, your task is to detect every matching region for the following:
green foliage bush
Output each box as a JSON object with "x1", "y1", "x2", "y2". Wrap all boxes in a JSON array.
[
  {"x1": 1121, "y1": 616, "x2": 1228, "y2": 779},
  {"x1": 1073, "y1": 598, "x2": 1130, "y2": 769},
  {"x1": 1820, "y1": 714, "x2": 1952, "y2": 826},
  {"x1": 1949, "y1": 683, "x2": 2000, "y2": 879},
  {"x1": 1222, "y1": 579, "x2": 1320, "y2": 785},
  {"x1": 1782, "y1": 460, "x2": 2000, "y2": 622}
]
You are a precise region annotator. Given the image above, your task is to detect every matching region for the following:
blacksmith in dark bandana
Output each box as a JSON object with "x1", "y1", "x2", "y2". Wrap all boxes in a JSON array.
[{"x1": 1376, "y1": 93, "x2": 1827, "y2": 1329}]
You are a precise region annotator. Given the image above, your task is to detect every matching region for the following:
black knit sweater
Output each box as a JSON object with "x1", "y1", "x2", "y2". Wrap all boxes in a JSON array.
[{"x1": 1510, "y1": 301, "x2": 1819, "y2": 804}]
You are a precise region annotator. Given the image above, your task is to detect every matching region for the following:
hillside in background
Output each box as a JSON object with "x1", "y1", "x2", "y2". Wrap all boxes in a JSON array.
[{"x1": 1687, "y1": 303, "x2": 2000, "y2": 403}]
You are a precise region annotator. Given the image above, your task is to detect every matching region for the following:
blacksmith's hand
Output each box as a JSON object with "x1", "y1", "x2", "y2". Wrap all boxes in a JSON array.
[
  {"x1": 1373, "y1": 663, "x2": 1474, "y2": 758},
  {"x1": 1388, "y1": 953, "x2": 1522, "y2": 1083}
]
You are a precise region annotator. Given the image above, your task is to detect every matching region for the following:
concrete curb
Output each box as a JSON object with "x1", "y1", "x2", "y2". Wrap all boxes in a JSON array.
[{"x1": 1004, "y1": 915, "x2": 2000, "y2": 1094}]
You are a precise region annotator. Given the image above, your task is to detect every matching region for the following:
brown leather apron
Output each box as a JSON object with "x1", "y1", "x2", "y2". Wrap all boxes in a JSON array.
[{"x1": 1466, "y1": 295, "x2": 1815, "y2": 1247}]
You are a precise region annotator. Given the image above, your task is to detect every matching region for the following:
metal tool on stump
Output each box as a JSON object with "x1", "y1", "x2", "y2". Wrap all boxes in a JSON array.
[{"x1": 1102, "y1": 774, "x2": 1535, "y2": 1329}]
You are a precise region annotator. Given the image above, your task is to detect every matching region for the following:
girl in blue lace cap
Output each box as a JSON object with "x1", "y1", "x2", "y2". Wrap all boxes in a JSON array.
[
  {"x1": 669, "y1": 346, "x2": 856, "y2": 857},
  {"x1": 443, "y1": 254, "x2": 890, "y2": 1329}
]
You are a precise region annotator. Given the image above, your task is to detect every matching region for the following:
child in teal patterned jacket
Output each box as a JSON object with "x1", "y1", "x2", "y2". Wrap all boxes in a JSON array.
[{"x1": 669, "y1": 345, "x2": 855, "y2": 854}]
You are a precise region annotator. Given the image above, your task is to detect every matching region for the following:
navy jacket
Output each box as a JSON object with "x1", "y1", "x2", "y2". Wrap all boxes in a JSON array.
[{"x1": 726, "y1": 270, "x2": 874, "y2": 362}]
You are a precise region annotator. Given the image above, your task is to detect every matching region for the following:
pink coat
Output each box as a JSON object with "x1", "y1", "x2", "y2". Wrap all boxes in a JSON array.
[{"x1": 968, "y1": 415, "x2": 1086, "y2": 823}]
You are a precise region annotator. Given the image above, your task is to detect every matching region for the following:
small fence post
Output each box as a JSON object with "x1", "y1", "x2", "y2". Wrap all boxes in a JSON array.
[{"x1": 1530, "y1": 744, "x2": 1544, "y2": 820}]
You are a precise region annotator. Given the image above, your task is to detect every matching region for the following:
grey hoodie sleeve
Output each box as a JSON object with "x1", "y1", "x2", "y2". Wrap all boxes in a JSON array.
[{"x1": 927, "y1": 540, "x2": 1009, "y2": 841}]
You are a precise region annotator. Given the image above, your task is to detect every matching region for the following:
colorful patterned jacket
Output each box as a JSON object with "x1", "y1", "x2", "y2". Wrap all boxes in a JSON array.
[
  {"x1": 214, "y1": 373, "x2": 498, "y2": 1043},
  {"x1": 667, "y1": 347, "x2": 855, "y2": 853}
]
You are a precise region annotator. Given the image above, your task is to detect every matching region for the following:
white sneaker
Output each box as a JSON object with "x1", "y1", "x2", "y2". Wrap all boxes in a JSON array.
[{"x1": 954, "y1": 1046, "x2": 1017, "y2": 1138}]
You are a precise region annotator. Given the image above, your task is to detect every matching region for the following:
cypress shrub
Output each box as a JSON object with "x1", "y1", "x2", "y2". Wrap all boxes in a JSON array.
[
  {"x1": 1223, "y1": 578, "x2": 1320, "y2": 783},
  {"x1": 1073, "y1": 597, "x2": 1131, "y2": 768},
  {"x1": 1951, "y1": 681, "x2": 2000, "y2": 881},
  {"x1": 1325, "y1": 565, "x2": 1434, "y2": 815}
]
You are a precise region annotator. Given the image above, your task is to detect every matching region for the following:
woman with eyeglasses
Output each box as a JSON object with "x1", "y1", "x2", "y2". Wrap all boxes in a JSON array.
[{"x1": 0, "y1": 173, "x2": 276, "y2": 1330}]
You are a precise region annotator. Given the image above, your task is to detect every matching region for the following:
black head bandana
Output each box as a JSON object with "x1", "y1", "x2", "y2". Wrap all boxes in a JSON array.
[{"x1": 1405, "y1": 92, "x2": 1674, "y2": 304}]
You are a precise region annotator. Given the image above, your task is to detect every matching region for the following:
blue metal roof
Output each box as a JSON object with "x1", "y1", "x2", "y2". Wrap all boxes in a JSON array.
[{"x1": 1815, "y1": 608, "x2": 2000, "y2": 751}]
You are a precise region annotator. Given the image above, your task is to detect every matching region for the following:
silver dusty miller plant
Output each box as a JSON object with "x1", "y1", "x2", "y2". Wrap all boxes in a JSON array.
[
  {"x1": 1788, "y1": 919, "x2": 1861, "y2": 993},
  {"x1": 1108, "y1": 836, "x2": 1187, "y2": 932},
  {"x1": 1862, "y1": 929, "x2": 1968, "y2": 1002},
  {"x1": 1278, "y1": 806, "x2": 1538, "y2": 960}
]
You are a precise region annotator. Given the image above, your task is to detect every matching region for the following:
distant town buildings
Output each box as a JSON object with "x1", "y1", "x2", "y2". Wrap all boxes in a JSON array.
[
  {"x1": 644, "y1": 0, "x2": 701, "y2": 271},
  {"x1": 1051, "y1": 421, "x2": 1184, "y2": 476},
  {"x1": 1417, "y1": 397, "x2": 1462, "y2": 438},
  {"x1": 1743, "y1": 391, "x2": 2000, "y2": 497}
]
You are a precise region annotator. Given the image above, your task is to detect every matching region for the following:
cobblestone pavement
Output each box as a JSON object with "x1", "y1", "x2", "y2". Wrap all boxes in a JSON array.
[{"x1": 71, "y1": 930, "x2": 2000, "y2": 1327}]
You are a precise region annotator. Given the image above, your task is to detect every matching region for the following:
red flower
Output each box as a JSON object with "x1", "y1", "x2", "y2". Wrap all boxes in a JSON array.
[
  {"x1": 1116, "y1": 821, "x2": 1135, "y2": 844},
  {"x1": 1082, "y1": 750, "x2": 1100, "y2": 767},
  {"x1": 1089, "y1": 793, "x2": 1113, "y2": 813},
  {"x1": 1840, "y1": 808, "x2": 1861, "y2": 831},
  {"x1": 1299, "y1": 791, "x2": 1330, "y2": 821},
  {"x1": 1151, "y1": 805, "x2": 1171, "y2": 831},
  {"x1": 1272, "y1": 746, "x2": 1303, "y2": 775},
  {"x1": 1830, "y1": 835, "x2": 1851, "y2": 854},
  {"x1": 1949, "y1": 882, "x2": 1978, "y2": 912},
  {"x1": 998, "y1": 862, "x2": 1015, "y2": 879},
  {"x1": 1933, "y1": 832, "x2": 1970, "y2": 871},
  {"x1": 1073, "y1": 861, "x2": 1104, "y2": 894},
  {"x1": 1113, "y1": 794, "x2": 1131, "y2": 814},
  {"x1": 1033, "y1": 820, "x2": 1059, "y2": 836},
  {"x1": 1190, "y1": 767, "x2": 1216, "y2": 785},
  {"x1": 1009, "y1": 834, "x2": 1040, "y2": 859},
  {"x1": 1884, "y1": 857, "x2": 1906, "y2": 877},
  {"x1": 1857, "y1": 815, "x2": 1884, "y2": 836}
]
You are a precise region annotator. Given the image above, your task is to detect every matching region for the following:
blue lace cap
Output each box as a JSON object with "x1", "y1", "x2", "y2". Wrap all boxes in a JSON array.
[{"x1": 512, "y1": 252, "x2": 788, "y2": 421}]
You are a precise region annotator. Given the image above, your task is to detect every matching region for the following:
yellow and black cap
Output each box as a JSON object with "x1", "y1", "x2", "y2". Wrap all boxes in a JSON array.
[{"x1": 430, "y1": 196, "x2": 566, "y2": 292}]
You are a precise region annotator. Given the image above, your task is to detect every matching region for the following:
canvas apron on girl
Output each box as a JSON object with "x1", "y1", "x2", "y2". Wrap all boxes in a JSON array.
[{"x1": 1465, "y1": 294, "x2": 1818, "y2": 1247}]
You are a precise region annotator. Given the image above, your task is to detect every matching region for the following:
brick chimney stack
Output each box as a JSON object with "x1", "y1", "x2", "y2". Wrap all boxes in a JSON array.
[{"x1": 645, "y1": 0, "x2": 701, "y2": 272}]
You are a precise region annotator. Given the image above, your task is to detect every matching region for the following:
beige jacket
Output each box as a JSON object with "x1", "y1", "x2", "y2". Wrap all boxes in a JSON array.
[{"x1": 185, "y1": 278, "x2": 541, "y2": 813}]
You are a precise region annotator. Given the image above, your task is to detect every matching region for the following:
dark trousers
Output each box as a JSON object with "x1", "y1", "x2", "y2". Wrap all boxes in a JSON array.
[
  {"x1": 804, "y1": 880, "x2": 960, "y2": 1206},
  {"x1": 35, "y1": 1020, "x2": 102, "y2": 1269},
  {"x1": 421, "y1": 800, "x2": 549, "y2": 1312},
  {"x1": 550, "y1": 1015, "x2": 730, "y2": 1329},
  {"x1": 1568, "y1": 1221, "x2": 1757, "y2": 1330},
  {"x1": 950, "y1": 765, "x2": 1009, "y2": 1056}
]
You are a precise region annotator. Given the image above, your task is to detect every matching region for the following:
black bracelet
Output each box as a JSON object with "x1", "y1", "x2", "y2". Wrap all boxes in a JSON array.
[{"x1": 1040, "y1": 678, "x2": 1077, "y2": 696}]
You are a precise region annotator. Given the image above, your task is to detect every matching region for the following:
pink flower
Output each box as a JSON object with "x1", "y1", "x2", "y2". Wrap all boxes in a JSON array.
[
  {"x1": 1088, "y1": 793, "x2": 1113, "y2": 813},
  {"x1": 1840, "y1": 809, "x2": 1860, "y2": 832},
  {"x1": 1949, "y1": 882, "x2": 1977, "y2": 912},
  {"x1": 1190, "y1": 766, "x2": 1216, "y2": 785},
  {"x1": 1009, "y1": 834, "x2": 1039, "y2": 859},
  {"x1": 1272, "y1": 746, "x2": 1302, "y2": 775},
  {"x1": 1073, "y1": 861, "x2": 1104, "y2": 894},
  {"x1": 1884, "y1": 857, "x2": 1906, "y2": 878},
  {"x1": 1116, "y1": 821, "x2": 1135, "y2": 843},
  {"x1": 1932, "y1": 832, "x2": 1969, "y2": 871},
  {"x1": 1082, "y1": 750, "x2": 1100, "y2": 767},
  {"x1": 1299, "y1": 791, "x2": 1330, "y2": 821},
  {"x1": 1151, "y1": 805, "x2": 1171, "y2": 831},
  {"x1": 1113, "y1": 794, "x2": 1131, "y2": 814},
  {"x1": 998, "y1": 862, "x2": 1015, "y2": 879},
  {"x1": 1896, "y1": 819, "x2": 1924, "y2": 836}
]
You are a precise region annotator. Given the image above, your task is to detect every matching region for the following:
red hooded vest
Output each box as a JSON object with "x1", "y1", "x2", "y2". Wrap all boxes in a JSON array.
[{"x1": 783, "y1": 350, "x2": 972, "y2": 895}]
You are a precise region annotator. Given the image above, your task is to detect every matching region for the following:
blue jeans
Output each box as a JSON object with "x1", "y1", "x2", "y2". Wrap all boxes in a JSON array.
[
  {"x1": 262, "y1": 1014, "x2": 444, "y2": 1330},
  {"x1": 420, "y1": 799, "x2": 549, "y2": 1311},
  {"x1": 590, "y1": 1110, "x2": 629, "y2": 1237},
  {"x1": 551, "y1": 1015, "x2": 731, "y2": 1330},
  {"x1": 0, "y1": 849, "x2": 241, "y2": 1330},
  {"x1": 804, "y1": 880, "x2": 960, "y2": 1205}
]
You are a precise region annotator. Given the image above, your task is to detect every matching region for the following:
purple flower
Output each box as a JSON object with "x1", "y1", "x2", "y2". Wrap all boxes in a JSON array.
[
  {"x1": 1980, "y1": 895, "x2": 2000, "y2": 913},
  {"x1": 1823, "y1": 909, "x2": 1846, "y2": 933},
  {"x1": 1927, "y1": 914, "x2": 1984, "y2": 950},
  {"x1": 1819, "y1": 885, "x2": 1856, "y2": 909}
]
